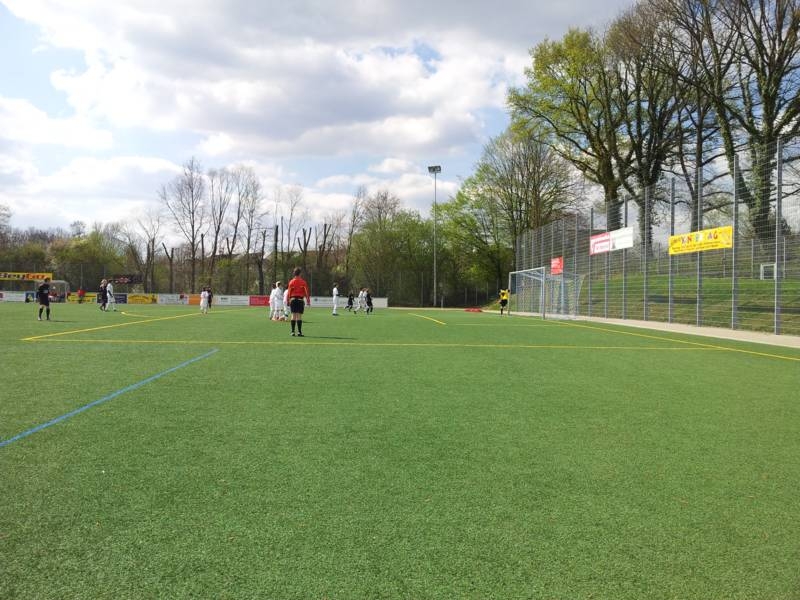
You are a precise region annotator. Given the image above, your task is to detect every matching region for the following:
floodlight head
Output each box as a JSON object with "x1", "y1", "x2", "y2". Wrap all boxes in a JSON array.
[{"x1": 428, "y1": 165, "x2": 441, "y2": 174}]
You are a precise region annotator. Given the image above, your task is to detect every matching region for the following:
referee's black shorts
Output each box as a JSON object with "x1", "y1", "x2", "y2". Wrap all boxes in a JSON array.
[
  {"x1": 38, "y1": 294, "x2": 50, "y2": 306},
  {"x1": 290, "y1": 297, "x2": 305, "y2": 314}
]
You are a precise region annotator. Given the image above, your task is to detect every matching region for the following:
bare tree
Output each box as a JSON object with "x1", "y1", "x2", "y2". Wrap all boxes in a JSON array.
[
  {"x1": 344, "y1": 186, "x2": 366, "y2": 279},
  {"x1": 160, "y1": 157, "x2": 207, "y2": 292},
  {"x1": 653, "y1": 0, "x2": 800, "y2": 240},
  {"x1": 275, "y1": 185, "x2": 306, "y2": 278},
  {"x1": 230, "y1": 166, "x2": 264, "y2": 293},
  {"x1": 477, "y1": 129, "x2": 577, "y2": 241},
  {"x1": 119, "y1": 209, "x2": 162, "y2": 293},
  {"x1": 207, "y1": 167, "x2": 234, "y2": 283}
]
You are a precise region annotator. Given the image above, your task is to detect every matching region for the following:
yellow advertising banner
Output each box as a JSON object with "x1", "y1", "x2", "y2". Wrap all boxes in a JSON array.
[
  {"x1": 669, "y1": 226, "x2": 733, "y2": 256},
  {"x1": 67, "y1": 293, "x2": 97, "y2": 303},
  {"x1": 127, "y1": 294, "x2": 157, "y2": 304},
  {"x1": 0, "y1": 271, "x2": 54, "y2": 281}
]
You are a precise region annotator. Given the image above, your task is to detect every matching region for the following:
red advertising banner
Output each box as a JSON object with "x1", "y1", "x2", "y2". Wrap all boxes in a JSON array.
[
  {"x1": 551, "y1": 256, "x2": 564, "y2": 275},
  {"x1": 250, "y1": 295, "x2": 269, "y2": 306}
]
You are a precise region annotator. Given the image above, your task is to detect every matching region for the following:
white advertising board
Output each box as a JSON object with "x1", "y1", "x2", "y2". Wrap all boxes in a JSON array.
[
  {"x1": 589, "y1": 227, "x2": 634, "y2": 256},
  {"x1": 0, "y1": 291, "x2": 27, "y2": 302}
]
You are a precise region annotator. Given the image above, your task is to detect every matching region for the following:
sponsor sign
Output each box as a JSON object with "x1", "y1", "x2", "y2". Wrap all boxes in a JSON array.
[
  {"x1": 0, "y1": 271, "x2": 54, "y2": 281},
  {"x1": 589, "y1": 227, "x2": 635, "y2": 256},
  {"x1": 309, "y1": 296, "x2": 389, "y2": 309},
  {"x1": 127, "y1": 293, "x2": 158, "y2": 304},
  {"x1": 250, "y1": 296, "x2": 269, "y2": 306},
  {"x1": 158, "y1": 294, "x2": 189, "y2": 305},
  {"x1": 67, "y1": 292, "x2": 98, "y2": 303},
  {"x1": 213, "y1": 295, "x2": 250, "y2": 306},
  {"x1": 669, "y1": 226, "x2": 733, "y2": 256},
  {"x1": 0, "y1": 291, "x2": 26, "y2": 302},
  {"x1": 550, "y1": 257, "x2": 564, "y2": 275}
]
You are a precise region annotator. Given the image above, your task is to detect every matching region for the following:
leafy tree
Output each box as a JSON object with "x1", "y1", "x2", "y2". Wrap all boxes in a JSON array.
[{"x1": 509, "y1": 28, "x2": 628, "y2": 229}]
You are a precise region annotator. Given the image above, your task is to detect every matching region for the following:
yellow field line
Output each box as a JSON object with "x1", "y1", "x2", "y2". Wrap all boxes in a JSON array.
[
  {"x1": 547, "y1": 319, "x2": 800, "y2": 362},
  {"x1": 408, "y1": 313, "x2": 447, "y2": 325},
  {"x1": 21, "y1": 312, "x2": 199, "y2": 341},
  {"x1": 21, "y1": 337, "x2": 730, "y2": 352}
]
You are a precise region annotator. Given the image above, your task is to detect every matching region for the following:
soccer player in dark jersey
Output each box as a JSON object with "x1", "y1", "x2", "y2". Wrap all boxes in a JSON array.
[{"x1": 37, "y1": 277, "x2": 52, "y2": 321}]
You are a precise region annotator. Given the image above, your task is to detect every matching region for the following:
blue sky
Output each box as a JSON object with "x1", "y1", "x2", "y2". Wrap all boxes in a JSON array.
[{"x1": 0, "y1": 0, "x2": 632, "y2": 233}]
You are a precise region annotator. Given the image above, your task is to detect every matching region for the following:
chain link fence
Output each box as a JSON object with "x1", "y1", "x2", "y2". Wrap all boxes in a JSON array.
[{"x1": 516, "y1": 140, "x2": 800, "y2": 336}]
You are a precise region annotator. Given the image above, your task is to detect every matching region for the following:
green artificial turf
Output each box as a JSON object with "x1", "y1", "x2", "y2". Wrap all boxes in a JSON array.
[{"x1": 1, "y1": 302, "x2": 799, "y2": 599}]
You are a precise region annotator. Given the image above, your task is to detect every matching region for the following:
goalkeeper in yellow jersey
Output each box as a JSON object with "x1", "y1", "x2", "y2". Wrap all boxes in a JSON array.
[{"x1": 499, "y1": 288, "x2": 509, "y2": 316}]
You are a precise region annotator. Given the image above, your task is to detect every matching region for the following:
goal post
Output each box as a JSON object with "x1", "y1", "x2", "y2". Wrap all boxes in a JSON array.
[
  {"x1": 507, "y1": 267, "x2": 546, "y2": 317},
  {"x1": 508, "y1": 267, "x2": 585, "y2": 318}
]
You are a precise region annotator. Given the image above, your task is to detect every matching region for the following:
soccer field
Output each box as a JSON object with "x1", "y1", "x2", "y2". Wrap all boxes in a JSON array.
[{"x1": 2, "y1": 303, "x2": 799, "y2": 599}]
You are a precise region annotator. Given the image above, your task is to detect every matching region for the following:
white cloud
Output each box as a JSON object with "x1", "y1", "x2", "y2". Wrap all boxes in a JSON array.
[
  {"x1": 2, "y1": 155, "x2": 180, "y2": 229},
  {"x1": 368, "y1": 158, "x2": 416, "y2": 174},
  {"x1": 0, "y1": 97, "x2": 113, "y2": 149},
  {"x1": 1, "y1": 0, "x2": 634, "y2": 229}
]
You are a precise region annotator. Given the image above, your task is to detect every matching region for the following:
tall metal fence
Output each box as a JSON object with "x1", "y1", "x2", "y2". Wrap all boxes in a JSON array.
[{"x1": 515, "y1": 139, "x2": 800, "y2": 337}]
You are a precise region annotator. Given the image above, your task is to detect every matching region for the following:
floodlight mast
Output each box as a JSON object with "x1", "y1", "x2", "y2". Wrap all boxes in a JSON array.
[{"x1": 428, "y1": 165, "x2": 441, "y2": 307}]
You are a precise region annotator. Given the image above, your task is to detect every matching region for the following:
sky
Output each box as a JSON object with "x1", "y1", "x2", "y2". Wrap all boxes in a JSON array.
[{"x1": 0, "y1": 0, "x2": 632, "y2": 234}]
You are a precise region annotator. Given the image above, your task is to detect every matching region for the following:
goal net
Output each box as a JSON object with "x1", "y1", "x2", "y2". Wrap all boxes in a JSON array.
[{"x1": 508, "y1": 267, "x2": 585, "y2": 318}]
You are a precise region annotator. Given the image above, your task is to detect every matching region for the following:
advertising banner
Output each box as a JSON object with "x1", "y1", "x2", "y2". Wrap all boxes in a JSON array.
[
  {"x1": 669, "y1": 226, "x2": 733, "y2": 256},
  {"x1": 68, "y1": 292, "x2": 97, "y2": 303},
  {"x1": 0, "y1": 271, "x2": 54, "y2": 281},
  {"x1": 127, "y1": 293, "x2": 158, "y2": 304},
  {"x1": 158, "y1": 294, "x2": 189, "y2": 305},
  {"x1": 550, "y1": 257, "x2": 564, "y2": 275},
  {"x1": 589, "y1": 227, "x2": 635, "y2": 256},
  {"x1": 0, "y1": 291, "x2": 26, "y2": 302},
  {"x1": 250, "y1": 296, "x2": 269, "y2": 306},
  {"x1": 213, "y1": 295, "x2": 250, "y2": 306}
]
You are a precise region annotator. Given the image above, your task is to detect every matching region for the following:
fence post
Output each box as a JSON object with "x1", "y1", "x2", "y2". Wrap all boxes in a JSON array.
[
  {"x1": 731, "y1": 155, "x2": 739, "y2": 330},
  {"x1": 775, "y1": 138, "x2": 783, "y2": 335},
  {"x1": 604, "y1": 201, "x2": 609, "y2": 319},
  {"x1": 623, "y1": 196, "x2": 628, "y2": 320},
  {"x1": 574, "y1": 213, "x2": 580, "y2": 316},
  {"x1": 643, "y1": 187, "x2": 650, "y2": 321},
  {"x1": 696, "y1": 160, "x2": 704, "y2": 327},
  {"x1": 588, "y1": 208, "x2": 593, "y2": 318},
  {"x1": 669, "y1": 179, "x2": 675, "y2": 323}
]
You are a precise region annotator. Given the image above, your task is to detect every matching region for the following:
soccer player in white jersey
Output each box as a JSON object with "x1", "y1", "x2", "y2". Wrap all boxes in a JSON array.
[
  {"x1": 332, "y1": 282, "x2": 339, "y2": 316},
  {"x1": 106, "y1": 280, "x2": 116, "y2": 311}
]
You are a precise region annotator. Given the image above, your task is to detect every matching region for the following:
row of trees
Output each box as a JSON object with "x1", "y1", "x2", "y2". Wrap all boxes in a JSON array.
[
  {"x1": 2, "y1": 0, "x2": 797, "y2": 304},
  {"x1": 509, "y1": 0, "x2": 800, "y2": 246}
]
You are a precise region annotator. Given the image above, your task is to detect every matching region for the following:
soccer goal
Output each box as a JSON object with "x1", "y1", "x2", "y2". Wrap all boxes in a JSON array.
[{"x1": 508, "y1": 267, "x2": 585, "y2": 318}]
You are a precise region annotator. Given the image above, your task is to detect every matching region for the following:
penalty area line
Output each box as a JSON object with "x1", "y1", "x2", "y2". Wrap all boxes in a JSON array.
[
  {"x1": 0, "y1": 348, "x2": 219, "y2": 450},
  {"x1": 21, "y1": 312, "x2": 199, "y2": 342},
  {"x1": 408, "y1": 313, "x2": 447, "y2": 325}
]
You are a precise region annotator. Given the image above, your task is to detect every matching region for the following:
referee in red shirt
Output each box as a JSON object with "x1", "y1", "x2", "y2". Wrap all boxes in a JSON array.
[{"x1": 286, "y1": 267, "x2": 311, "y2": 336}]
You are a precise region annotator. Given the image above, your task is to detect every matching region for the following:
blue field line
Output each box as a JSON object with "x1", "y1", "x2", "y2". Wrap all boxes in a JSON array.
[{"x1": 0, "y1": 348, "x2": 219, "y2": 450}]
